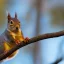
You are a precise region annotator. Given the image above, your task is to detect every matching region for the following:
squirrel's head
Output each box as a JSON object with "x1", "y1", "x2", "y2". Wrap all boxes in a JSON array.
[{"x1": 7, "y1": 13, "x2": 21, "y2": 33}]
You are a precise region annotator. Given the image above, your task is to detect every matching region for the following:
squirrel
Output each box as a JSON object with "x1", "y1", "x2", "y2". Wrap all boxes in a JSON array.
[{"x1": 0, "y1": 13, "x2": 29, "y2": 60}]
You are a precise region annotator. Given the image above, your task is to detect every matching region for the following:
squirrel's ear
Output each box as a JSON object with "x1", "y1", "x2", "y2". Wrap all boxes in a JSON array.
[
  {"x1": 15, "y1": 12, "x2": 17, "y2": 18},
  {"x1": 7, "y1": 13, "x2": 11, "y2": 21}
]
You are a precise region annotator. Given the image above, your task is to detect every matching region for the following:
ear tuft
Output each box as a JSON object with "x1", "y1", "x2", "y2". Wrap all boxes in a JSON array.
[
  {"x1": 7, "y1": 13, "x2": 11, "y2": 22},
  {"x1": 15, "y1": 12, "x2": 17, "y2": 18}
]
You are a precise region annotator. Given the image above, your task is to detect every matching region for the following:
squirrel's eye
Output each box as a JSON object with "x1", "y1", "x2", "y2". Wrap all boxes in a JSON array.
[
  {"x1": 10, "y1": 20, "x2": 13, "y2": 24},
  {"x1": 19, "y1": 22, "x2": 20, "y2": 24}
]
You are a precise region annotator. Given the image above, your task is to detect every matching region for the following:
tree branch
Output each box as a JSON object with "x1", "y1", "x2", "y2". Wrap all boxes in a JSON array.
[
  {"x1": 52, "y1": 58, "x2": 62, "y2": 64},
  {"x1": 0, "y1": 30, "x2": 64, "y2": 61}
]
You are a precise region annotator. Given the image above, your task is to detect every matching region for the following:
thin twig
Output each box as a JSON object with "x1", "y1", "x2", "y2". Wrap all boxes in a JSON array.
[
  {"x1": 52, "y1": 58, "x2": 62, "y2": 64},
  {"x1": 0, "y1": 30, "x2": 64, "y2": 61}
]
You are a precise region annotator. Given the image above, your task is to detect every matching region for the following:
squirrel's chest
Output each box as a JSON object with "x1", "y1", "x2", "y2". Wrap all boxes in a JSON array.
[
  {"x1": 12, "y1": 32, "x2": 21, "y2": 39},
  {"x1": 9, "y1": 30, "x2": 24, "y2": 42}
]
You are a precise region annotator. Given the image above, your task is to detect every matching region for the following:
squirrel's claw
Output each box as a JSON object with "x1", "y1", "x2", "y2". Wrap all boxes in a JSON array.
[
  {"x1": 15, "y1": 40, "x2": 20, "y2": 45},
  {"x1": 15, "y1": 37, "x2": 29, "y2": 44},
  {"x1": 24, "y1": 37, "x2": 29, "y2": 43}
]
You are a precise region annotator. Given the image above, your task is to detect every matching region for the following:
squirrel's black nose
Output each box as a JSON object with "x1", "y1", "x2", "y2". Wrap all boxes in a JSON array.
[{"x1": 16, "y1": 27, "x2": 18, "y2": 30}]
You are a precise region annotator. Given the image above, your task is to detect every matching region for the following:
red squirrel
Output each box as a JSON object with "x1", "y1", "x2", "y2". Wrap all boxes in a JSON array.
[{"x1": 0, "y1": 13, "x2": 29, "y2": 60}]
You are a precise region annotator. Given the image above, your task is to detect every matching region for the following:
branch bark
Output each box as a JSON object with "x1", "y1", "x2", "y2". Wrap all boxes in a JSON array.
[
  {"x1": 0, "y1": 30, "x2": 64, "y2": 61},
  {"x1": 52, "y1": 58, "x2": 62, "y2": 64}
]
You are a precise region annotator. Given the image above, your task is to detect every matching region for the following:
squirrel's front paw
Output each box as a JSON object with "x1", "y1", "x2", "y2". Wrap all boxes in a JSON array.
[
  {"x1": 15, "y1": 40, "x2": 20, "y2": 45},
  {"x1": 24, "y1": 37, "x2": 29, "y2": 43}
]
